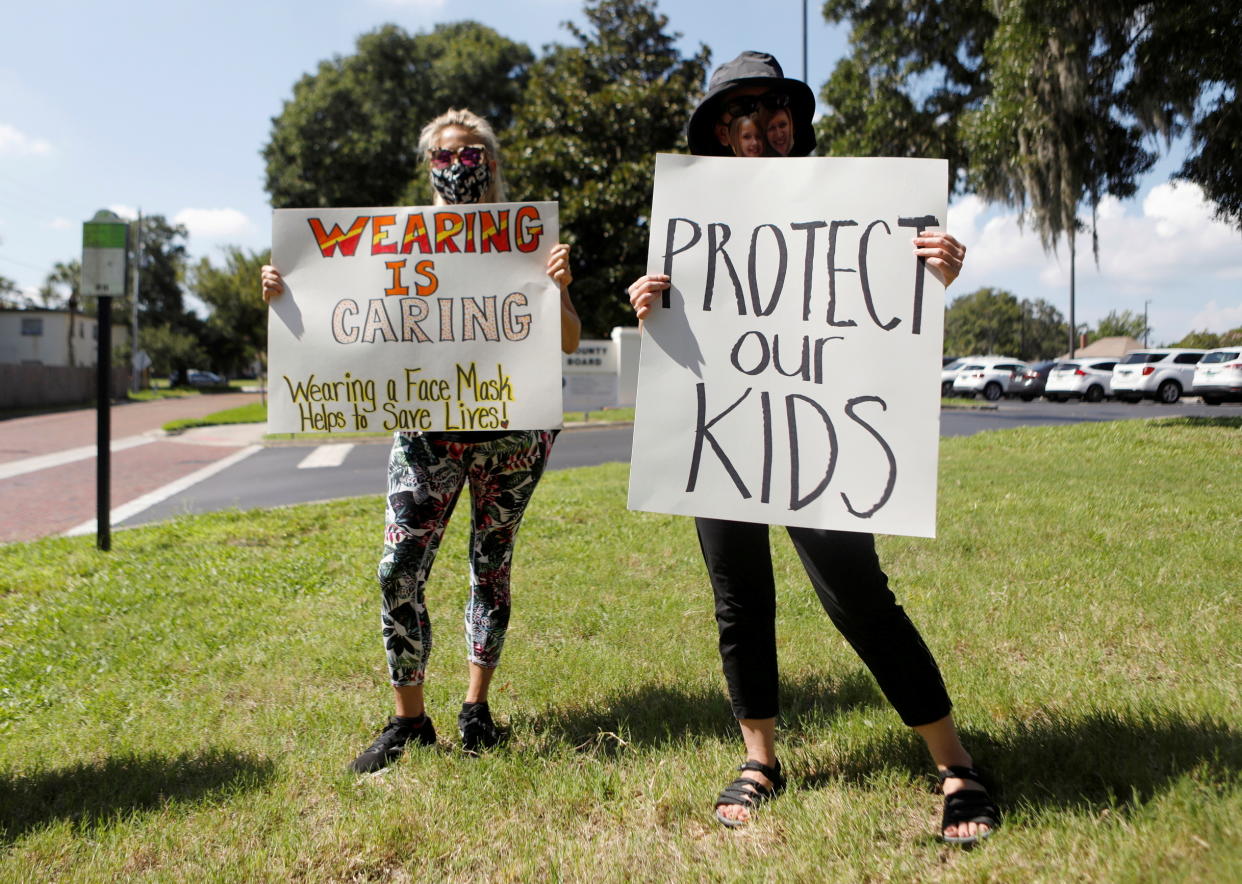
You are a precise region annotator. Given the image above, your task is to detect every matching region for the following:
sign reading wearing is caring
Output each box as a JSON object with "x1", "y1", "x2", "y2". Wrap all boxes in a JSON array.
[
  {"x1": 268, "y1": 202, "x2": 562, "y2": 435},
  {"x1": 628, "y1": 156, "x2": 947, "y2": 538}
]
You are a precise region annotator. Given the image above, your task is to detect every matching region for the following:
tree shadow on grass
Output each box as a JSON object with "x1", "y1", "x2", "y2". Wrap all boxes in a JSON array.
[
  {"x1": 800, "y1": 707, "x2": 1241, "y2": 813},
  {"x1": 0, "y1": 749, "x2": 276, "y2": 845},
  {"x1": 522, "y1": 669, "x2": 887, "y2": 755}
]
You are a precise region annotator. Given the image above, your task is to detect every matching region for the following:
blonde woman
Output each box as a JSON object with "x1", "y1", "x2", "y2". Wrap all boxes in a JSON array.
[{"x1": 262, "y1": 108, "x2": 580, "y2": 771}]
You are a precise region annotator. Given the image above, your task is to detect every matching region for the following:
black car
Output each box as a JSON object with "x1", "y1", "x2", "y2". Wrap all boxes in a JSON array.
[
  {"x1": 1008, "y1": 360, "x2": 1056, "y2": 401},
  {"x1": 186, "y1": 370, "x2": 227, "y2": 387}
]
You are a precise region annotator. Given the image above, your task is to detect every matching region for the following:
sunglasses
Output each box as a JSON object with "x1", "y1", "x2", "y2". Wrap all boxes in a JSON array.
[
  {"x1": 721, "y1": 91, "x2": 791, "y2": 120},
  {"x1": 427, "y1": 145, "x2": 487, "y2": 169}
]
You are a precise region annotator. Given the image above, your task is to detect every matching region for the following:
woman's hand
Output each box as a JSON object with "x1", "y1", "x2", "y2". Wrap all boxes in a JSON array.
[
  {"x1": 547, "y1": 243, "x2": 582, "y2": 354},
  {"x1": 627, "y1": 274, "x2": 671, "y2": 321},
  {"x1": 913, "y1": 233, "x2": 966, "y2": 288},
  {"x1": 546, "y1": 243, "x2": 572, "y2": 290},
  {"x1": 261, "y1": 265, "x2": 284, "y2": 303}
]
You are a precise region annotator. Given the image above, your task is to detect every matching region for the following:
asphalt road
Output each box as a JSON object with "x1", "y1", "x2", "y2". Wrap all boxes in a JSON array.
[
  {"x1": 2, "y1": 393, "x2": 1231, "y2": 542},
  {"x1": 118, "y1": 396, "x2": 1235, "y2": 529},
  {"x1": 121, "y1": 423, "x2": 637, "y2": 527},
  {"x1": 936, "y1": 397, "x2": 1233, "y2": 436}
]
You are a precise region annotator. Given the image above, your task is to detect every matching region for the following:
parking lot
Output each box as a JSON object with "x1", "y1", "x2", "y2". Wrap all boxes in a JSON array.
[{"x1": 940, "y1": 394, "x2": 1238, "y2": 436}]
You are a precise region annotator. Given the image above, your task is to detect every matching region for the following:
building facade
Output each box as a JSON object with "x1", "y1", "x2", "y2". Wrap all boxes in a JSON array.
[{"x1": 0, "y1": 308, "x2": 129, "y2": 367}]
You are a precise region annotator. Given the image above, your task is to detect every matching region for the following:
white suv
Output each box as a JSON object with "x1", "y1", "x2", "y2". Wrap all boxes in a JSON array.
[
  {"x1": 1192, "y1": 346, "x2": 1242, "y2": 405},
  {"x1": 1111, "y1": 348, "x2": 1205, "y2": 403},
  {"x1": 951, "y1": 357, "x2": 1028, "y2": 401},
  {"x1": 1044, "y1": 358, "x2": 1117, "y2": 402},
  {"x1": 941, "y1": 356, "x2": 982, "y2": 397}
]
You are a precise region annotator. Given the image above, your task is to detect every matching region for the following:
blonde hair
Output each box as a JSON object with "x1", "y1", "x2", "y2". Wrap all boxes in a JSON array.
[
  {"x1": 417, "y1": 108, "x2": 507, "y2": 204},
  {"x1": 727, "y1": 113, "x2": 766, "y2": 157}
]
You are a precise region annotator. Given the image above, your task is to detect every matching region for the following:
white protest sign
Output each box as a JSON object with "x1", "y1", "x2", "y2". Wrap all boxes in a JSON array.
[
  {"x1": 628, "y1": 155, "x2": 947, "y2": 537},
  {"x1": 268, "y1": 203, "x2": 562, "y2": 435}
]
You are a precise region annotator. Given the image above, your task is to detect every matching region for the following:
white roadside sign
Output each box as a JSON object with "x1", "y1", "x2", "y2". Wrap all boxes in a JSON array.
[
  {"x1": 562, "y1": 339, "x2": 620, "y2": 411},
  {"x1": 81, "y1": 213, "x2": 128, "y2": 298}
]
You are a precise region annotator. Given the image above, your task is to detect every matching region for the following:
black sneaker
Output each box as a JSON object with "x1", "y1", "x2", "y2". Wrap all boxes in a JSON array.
[
  {"x1": 458, "y1": 702, "x2": 502, "y2": 752},
  {"x1": 349, "y1": 715, "x2": 436, "y2": 773}
]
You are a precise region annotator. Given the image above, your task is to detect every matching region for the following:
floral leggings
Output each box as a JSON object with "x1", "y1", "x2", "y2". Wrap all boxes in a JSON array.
[{"x1": 378, "y1": 430, "x2": 556, "y2": 687}]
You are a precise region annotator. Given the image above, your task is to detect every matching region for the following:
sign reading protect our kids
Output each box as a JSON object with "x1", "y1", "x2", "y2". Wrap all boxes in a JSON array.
[
  {"x1": 268, "y1": 202, "x2": 562, "y2": 435},
  {"x1": 628, "y1": 155, "x2": 947, "y2": 538}
]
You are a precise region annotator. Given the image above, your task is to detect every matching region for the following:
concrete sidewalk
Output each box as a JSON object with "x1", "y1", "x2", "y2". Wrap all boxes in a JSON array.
[{"x1": 169, "y1": 421, "x2": 268, "y2": 447}]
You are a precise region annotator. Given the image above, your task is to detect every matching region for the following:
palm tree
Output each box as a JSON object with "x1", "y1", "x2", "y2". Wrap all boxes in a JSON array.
[{"x1": 42, "y1": 260, "x2": 82, "y2": 366}]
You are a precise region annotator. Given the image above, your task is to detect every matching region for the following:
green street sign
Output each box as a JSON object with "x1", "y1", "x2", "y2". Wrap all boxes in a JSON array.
[{"x1": 83, "y1": 223, "x2": 128, "y2": 249}]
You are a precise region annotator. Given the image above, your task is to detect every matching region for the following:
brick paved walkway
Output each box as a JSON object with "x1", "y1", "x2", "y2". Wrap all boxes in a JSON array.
[
  {"x1": 0, "y1": 393, "x2": 260, "y2": 464},
  {"x1": 0, "y1": 393, "x2": 262, "y2": 543}
]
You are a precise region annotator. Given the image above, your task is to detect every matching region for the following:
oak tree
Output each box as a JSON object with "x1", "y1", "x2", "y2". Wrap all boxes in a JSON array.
[
  {"x1": 504, "y1": 0, "x2": 710, "y2": 336},
  {"x1": 192, "y1": 247, "x2": 272, "y2": 378},
  {"x1": 263, "y1": 22, "x2": 533, "y2": 209}
]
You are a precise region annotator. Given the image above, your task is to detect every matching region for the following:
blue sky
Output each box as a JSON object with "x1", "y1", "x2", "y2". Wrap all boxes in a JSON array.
[{"x1": 2, "y1": 0, "x2": 1238, "y2": 345}]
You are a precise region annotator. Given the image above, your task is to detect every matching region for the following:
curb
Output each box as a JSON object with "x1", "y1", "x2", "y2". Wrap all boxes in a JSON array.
[
  {"x1": 255, "y1": 420, "x2": 637, "y2": 447},
  {"x1": 172, "y1": 406, "x2": 1002, "y2": 447}
]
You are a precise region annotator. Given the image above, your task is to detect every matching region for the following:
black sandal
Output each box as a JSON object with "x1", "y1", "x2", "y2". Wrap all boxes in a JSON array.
[
  {"x1": 714, "y1": 759, "x2": 786, "y2": 828},
  {"x1": 938, "y1": 765, "x2": 1001, "y2": 845}
]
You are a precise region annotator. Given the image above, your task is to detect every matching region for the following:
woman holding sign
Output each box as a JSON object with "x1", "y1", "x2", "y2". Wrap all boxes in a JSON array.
[
  {"x1": 627, "y1": 52, "x2": 999, "y2": 845},
  {"x1": 262, "y1": 108, "x2": 580, "y2": 771}
]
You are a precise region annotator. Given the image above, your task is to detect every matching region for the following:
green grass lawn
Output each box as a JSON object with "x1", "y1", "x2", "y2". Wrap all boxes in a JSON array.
[
  {"x1": 136, "y1": 377, "x2": 246, "y2": 400},
  {"x1": 1, "y1": 418, "x2": 1239, "y2": 881},
  {"x1": 128, "y1": 387, "x2": 200, "y2": 402},
  {"x1": 163, "y1": 402, "x2": 268, "y2": 432},
  {"x1": 563, "y1": 406, "x2": 636, "y2": 423}
]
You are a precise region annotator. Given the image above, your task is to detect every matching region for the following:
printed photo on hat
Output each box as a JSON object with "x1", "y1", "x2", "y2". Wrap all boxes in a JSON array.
[{"x1": 685, "y1": 51, "x2": 817, "y2": 157}]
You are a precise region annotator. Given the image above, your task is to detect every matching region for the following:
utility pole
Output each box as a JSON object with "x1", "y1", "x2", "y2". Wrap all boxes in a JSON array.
[
  {"x1": 802, "y1": 0, "x2": 808, "y2": 83},
  {"x1": 130, "y1": 210, "x2": 142, "y2": 392},
  {"x1": 1143, "y1": 299, "x2": 1150, "y2": 347},
  {"x1": 1068, "y1": 231, "x2": 1077, "y2": 358}
]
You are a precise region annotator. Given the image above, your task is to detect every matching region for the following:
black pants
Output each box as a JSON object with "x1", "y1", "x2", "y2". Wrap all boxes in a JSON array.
[{"x1": 695, "y1": 517, "x2": 952, "y2": 727}]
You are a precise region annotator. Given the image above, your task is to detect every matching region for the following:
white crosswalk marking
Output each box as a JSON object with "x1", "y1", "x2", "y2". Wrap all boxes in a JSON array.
[
  {"x1": 0, "y1": 435, "x2": 158, "y2": 481},
  {"x1": 64, "y1": 444, "x2": 263, "y2": 536},
  {"x1": 297, "y1": 444, "x2": 355, "y2": 469}
]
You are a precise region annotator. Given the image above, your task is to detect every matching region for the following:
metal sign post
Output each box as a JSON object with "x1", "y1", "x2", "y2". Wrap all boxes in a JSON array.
[{"x1": 81, "y1": 210, "x2": 130, "y2": 551}]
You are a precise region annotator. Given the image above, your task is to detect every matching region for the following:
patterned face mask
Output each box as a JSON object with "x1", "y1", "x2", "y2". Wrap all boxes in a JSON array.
[{"x1": 431, "y1": 161, "x2": 492, "y2": 205}]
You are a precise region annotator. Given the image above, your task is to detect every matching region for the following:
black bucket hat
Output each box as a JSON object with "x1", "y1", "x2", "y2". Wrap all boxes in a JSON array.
[{"x1": 686, "y1": 51, "x2": 817, "y2": 157}]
